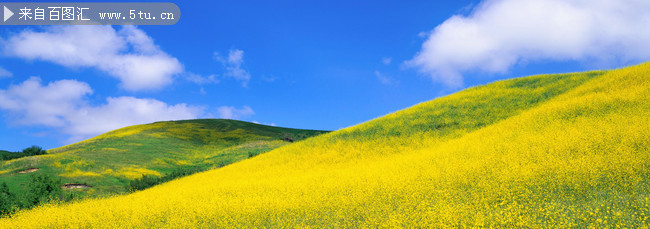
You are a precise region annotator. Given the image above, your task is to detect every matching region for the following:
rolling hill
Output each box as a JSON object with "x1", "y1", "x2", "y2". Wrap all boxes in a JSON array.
[
  {"x1": 2, "y1": 63, "x2": 649, "y2": 227},
  {"x1": 0, "y1": 119, "x2": 328, "y2": 198}
]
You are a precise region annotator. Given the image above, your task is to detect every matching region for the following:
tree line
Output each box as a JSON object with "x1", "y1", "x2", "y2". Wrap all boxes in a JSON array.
[{"x1": 0, "y1": 146, "x2": 47, "y2": 161}]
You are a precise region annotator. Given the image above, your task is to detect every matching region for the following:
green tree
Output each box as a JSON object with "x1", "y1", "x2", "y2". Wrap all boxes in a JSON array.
[
  {"x1": 26, "y1": 174, "x2": 61, "y2": 207},
  {"x1": 22, "y1": 145, "x2": 47, "y2": 156},
  {"x1": 0, "y1": 182, "x2": 14, "y2": 216}
]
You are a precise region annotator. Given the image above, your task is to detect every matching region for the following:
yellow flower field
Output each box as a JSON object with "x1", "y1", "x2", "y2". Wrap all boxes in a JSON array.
[{"x1": 1, "y1": 63, "x2": 649, "y2": 228}]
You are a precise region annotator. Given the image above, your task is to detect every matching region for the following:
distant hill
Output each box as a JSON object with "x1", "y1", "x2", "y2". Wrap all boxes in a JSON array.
[
  {"x1": 2, "y1": 63, "x2": 649, "y2": 227},
  {"x1": 0, "y1": 119, "x2": 328, "y2": 198}
]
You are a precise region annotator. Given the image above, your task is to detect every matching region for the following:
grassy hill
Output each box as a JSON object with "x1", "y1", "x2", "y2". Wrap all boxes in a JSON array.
[
  {"x1": 2, "y1": 63, "x2": 649, "y2": 227},
  {"x1": 0, "y1": 119, "x2": 328, "y2": 199}
]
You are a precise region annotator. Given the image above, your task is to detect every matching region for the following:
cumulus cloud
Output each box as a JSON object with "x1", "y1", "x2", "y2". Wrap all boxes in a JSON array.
[
  {"x1": 407, "y1": 0, "x2": 650, "y2": 87},
  {"x1": 65, "y1": 97, "x2": 203, "y2": 138},
  {"x1": 0, "y1": 77, "x2": 203, "y2": 141},
  {"x1": 216, "y1": 106, "x2": 254, "y2": 119},
  {"x1": 214, "y1": 49, "x2": 251, "y2": 86},
  {"x1": 0, "y1": 77, "x2": 92, "y2": 127},
  {"x1": 3, "y1": 26, "x2": 182, "y2": 91},
  {"x1": 0, "y1": 66, "x2": 12, "y2": 78}
]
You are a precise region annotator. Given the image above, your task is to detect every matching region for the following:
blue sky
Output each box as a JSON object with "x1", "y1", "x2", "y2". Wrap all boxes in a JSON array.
[{"x1": 1, "y1": 0, "x2": 649, "y2": 151}]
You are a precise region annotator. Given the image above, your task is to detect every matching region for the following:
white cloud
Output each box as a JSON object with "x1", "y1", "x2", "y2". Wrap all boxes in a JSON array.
[
  {"x1": 382, "y1": 57, "x2": 392, "y2": 65},
  {"x1": 186, "y1": 72, "x2": 219, "y2": 85},
  {"x1": 252, "y1": 121, "x2": 276, "y2": 126},
  {"x1": 227, "y1": 49, "x2": 244, "y2": 66},
  {"x1": 0, "y1": 77, "x2": 203, "y2": 141},
  {"x1": 374, "y1": 71, "x2": 395, "y2": 85},
  {"x1": 214, "y1": 49, "x2": 251, "y2": 86},
  {"x1": 261, "y1": 74, "x2": 276, "y2": 82},
  {"x1": 407, "y1": 0, "x2": 650, "y2": 87},
  {"x1": 216, "y1": 106, "x2": 254, "y2": 119},
  {"x1": 66, "y1": 97, "x2": 203, "y2": 137},
  {"x1": 3, "y1": 26, "x2": 182, "y2": 91},
  {"x1": 0, "y1": 77, "x2": 92, "y2": 127},
  {"x1": 0, "y1": 66, "x2": 12, "y2": 78}
]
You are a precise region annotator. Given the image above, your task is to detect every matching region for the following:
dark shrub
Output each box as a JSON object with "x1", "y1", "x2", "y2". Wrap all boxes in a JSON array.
[
  {"x1": 22, "y1": 146, "x2": 47, "y2": 156},
  {"x1": 0, "y1": 182, "x2": 14, "y2": 216},
  {"x1": 129, "y1": 166, "x2": 205, "y2": 192},
  {"x1": 26, "y1": 174, "x2": 62, "y2": 207},
  {"x1": 129, "y1": 175, "x2": 160, "y2": 192}
]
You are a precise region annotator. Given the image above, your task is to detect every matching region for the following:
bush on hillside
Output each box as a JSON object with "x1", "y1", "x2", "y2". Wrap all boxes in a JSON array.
[
  {"x1": 25, "y1": 174, "x2": 62, "y2": 207},
  {"x1": 0, "y1": 182, "x2": 14, "y2": 216},
  {"x1": 129, "y1": 175, "x2": 160, "y2": 192},
  {"x1": 129, "y1": 166, "x2": 205, "y2": 192},
  {"x1": 0, "y1": 175, "x2": 74, "y2": 217},
  {"x1": 22, "y1": 146, "x2": 47, "y2": 156}
]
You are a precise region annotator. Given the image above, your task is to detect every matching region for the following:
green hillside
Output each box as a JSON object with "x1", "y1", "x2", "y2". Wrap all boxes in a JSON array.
[
  {"x1": 0, "y1": 119, "x2": 328, "y2": 198},
  {"x1": 2, "y1": 63, "x2": 649, "y2": 227}
]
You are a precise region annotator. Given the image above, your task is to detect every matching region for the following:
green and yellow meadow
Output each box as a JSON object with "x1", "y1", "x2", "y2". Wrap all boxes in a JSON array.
[
  {"x1": 1, "y1": 63, "x2": 649, "y2": 228},
  {"x1": 0, "y1": 119, "x2": 327, "y2": 198}
]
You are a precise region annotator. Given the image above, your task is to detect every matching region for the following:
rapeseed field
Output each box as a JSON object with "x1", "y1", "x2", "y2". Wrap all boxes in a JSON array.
[{"x1": 1, "y1": 63, "x2": 648, "y2": 228}]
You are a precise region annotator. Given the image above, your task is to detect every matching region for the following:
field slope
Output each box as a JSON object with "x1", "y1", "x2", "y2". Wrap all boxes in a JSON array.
[
  {"x1": 0, "y1": 119, "x2": 327, "y2": 197},
  {"x1": 2, "y1": 63, "x2": 649, "y2": 228}
]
